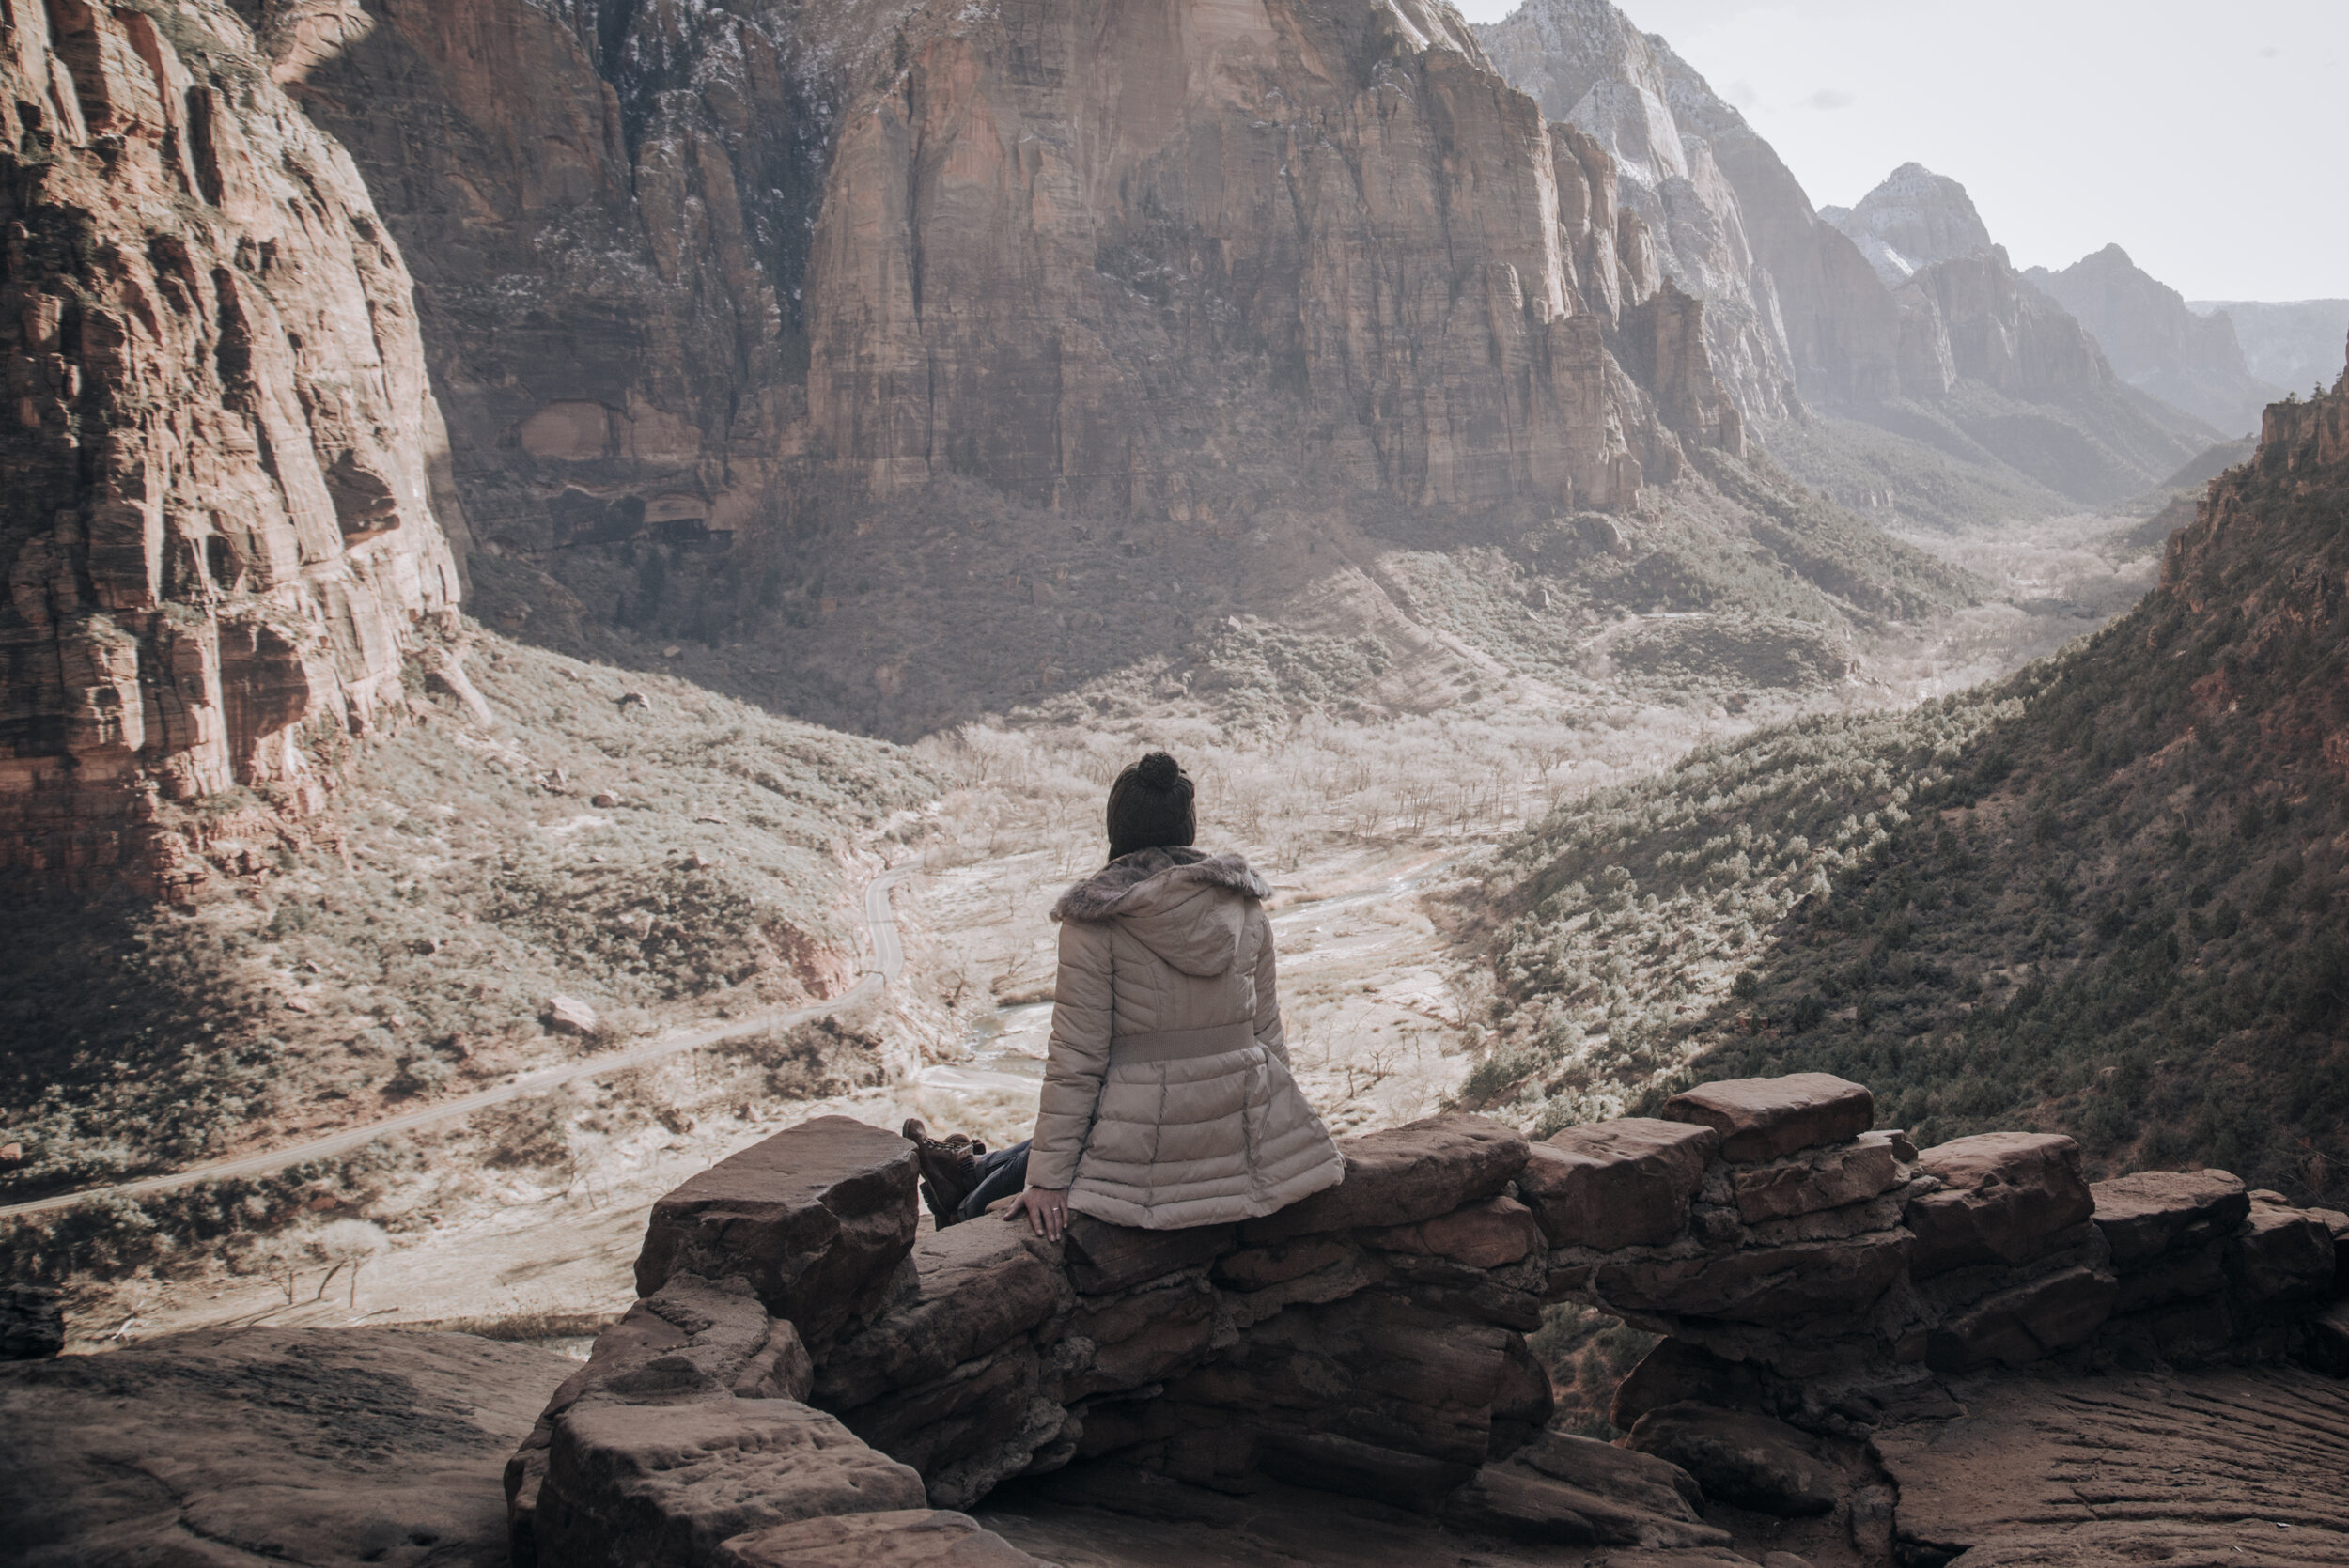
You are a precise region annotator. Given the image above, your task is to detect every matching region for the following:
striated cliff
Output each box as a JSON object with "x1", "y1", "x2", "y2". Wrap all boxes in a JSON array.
[
  {"x1": 0, "y1": 0, "x2": 461, "y2": 890},
  {"x1": 799, "y1": 0, "x2": 1724, "y2": 520},
  {"x1": 291, "y1": 0, "x2": 1742, "y2": 567}
]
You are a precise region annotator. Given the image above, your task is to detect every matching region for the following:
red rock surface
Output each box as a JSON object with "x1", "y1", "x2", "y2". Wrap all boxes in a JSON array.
[
  {"x1": 1660, "y1": 1073, "x2": 1874, "y2": 1162},
  {"x1": 0, "y1": 0, "x2": 460, "y2": 888},
  {"x1": 1520, "y1": 1118, "x2": 1718, "y2": 1249},
  {"x1": 1905, "y1": 1133, "x2": 2093, "y2": 1278},
  {"x1": 633, "y1": 1115, "x2": 919, "y2": 1348}
]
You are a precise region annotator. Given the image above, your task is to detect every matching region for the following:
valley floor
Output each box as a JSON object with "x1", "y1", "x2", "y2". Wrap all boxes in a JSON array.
[{"x1": 50, "y1": 505, "x2": 2168, "y2": 1354}]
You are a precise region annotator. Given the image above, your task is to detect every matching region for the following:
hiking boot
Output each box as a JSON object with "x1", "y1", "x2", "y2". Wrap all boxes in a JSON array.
[{"x1": 903, "y1": 1118, "x2": 980, "y2": 1227}]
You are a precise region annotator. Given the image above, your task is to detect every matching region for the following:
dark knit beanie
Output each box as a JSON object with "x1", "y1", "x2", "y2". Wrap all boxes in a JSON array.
[{"x1": 1106, "y1": 752, "x2": 1196, "y2": 862}]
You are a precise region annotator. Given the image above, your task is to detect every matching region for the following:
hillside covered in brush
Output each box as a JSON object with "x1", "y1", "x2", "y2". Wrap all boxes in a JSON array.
[
  {"x1": 0, "y1": 623, "x2": 933, "y2": 1206},
  {"x1": 1470, "y1": 363, "x2": 2349, "y2": 1201}
]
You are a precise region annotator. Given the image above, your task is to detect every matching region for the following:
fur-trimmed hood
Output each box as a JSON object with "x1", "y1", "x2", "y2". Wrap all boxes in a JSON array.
[{"x1": 1052, "y1": 846, "x2": 1272, "y2": 979}]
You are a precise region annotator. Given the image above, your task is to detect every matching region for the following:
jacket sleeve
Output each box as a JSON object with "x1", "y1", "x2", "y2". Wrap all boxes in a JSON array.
[
  {"x1": 1252, "y1": 907, "x2": 1289, "y2": 1065},
  {"x1": 1027, "y1": 918, "x2": 1114, "y2": 1191}
]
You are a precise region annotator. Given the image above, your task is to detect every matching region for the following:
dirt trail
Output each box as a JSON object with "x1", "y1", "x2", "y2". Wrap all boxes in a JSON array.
[{"x1": 2, "y1": 871, "x2": 913, "y2": 1221}]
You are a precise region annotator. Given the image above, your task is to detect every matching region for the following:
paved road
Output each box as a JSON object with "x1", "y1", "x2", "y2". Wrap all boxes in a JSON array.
[{"x1": 0, "y1": 867, "x2": 914, "y2": 1220}]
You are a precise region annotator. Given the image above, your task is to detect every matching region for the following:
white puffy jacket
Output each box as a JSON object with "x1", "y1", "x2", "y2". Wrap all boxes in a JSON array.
[{"x1": 1026, "y1": 846, "x2": 1344, "y2": 1230}]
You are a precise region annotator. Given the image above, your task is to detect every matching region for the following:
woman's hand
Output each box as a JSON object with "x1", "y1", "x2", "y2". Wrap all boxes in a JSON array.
[{"x1": 1009, "y1": 1186, "x2": 1070, "y2": 1242}]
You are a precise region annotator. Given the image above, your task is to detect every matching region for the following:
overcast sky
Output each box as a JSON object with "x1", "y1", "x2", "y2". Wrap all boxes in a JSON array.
[{"x1": 1453, "y1": 0, "x2": 2347, "y2": 302}]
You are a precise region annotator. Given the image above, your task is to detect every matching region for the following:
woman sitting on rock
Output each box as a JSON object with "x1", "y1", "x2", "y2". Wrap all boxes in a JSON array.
[{"x1": 1011, "y1": 752, "x2": 1344, "y2": 1240}]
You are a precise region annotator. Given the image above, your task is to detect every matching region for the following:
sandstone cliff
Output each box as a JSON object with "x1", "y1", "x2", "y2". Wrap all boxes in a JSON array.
[
  {"x1": 0, "y1": 0, "x2": 462, "y2": 889},
  {"x1": 2027, "y1": 245, "x2": 2284, "y2": 436},
  {"x1": 300, "y1": 0, "x2": 1738, "y2": 565}
]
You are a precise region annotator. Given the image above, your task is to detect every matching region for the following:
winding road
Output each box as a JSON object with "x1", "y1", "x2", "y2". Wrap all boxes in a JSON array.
[{"x1": 0, "y1": 867, "x2": 914, "y2": 1220}]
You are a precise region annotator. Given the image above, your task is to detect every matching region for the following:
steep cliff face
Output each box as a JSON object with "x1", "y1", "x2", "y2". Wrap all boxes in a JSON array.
[
  {"x1": 0, "y1": 0, "x2": 461, "y2": 889},
  {"x1": 2027, "y1": 246, "x2": 2282, "y2": 436},
  {"x1": 801, "y1": 0, "x2": 1726, "y2": 521},
  {"x1": 285, "y1": 0, "x2": 1756, "y2": 595},
  {"x1": 1472, "y1": 0, "x2": 1797, "y2": 425},
  {"x1": 279, "y1": 0, "x2": 920, "y2": 559}
]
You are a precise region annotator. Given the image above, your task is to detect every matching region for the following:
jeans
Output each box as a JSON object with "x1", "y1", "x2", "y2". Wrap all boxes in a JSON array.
[{"x1": 957, "y1": 1140, "x2": 1032, "y2": 1222}]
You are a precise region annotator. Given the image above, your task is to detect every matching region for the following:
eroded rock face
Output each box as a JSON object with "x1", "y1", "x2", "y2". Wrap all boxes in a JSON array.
[
  {"x1": 0, "y1": 0, "x2": 460, "y2": 889},
  {"x1": 535, "y1": 1398, "x2": 930, "y2": 1568},
  {"x1": 634, "y1": 1115, "x2": 920, "y2": 1349},
  {"x1": 1522, "y1": 1117, "x2": 1716, "y2": 1250},
  {"x1": 523, "y1": 1086, "x2": 2349, "y2": 1564},
  {"x1": 1905, "y1": 1133, "x2": 2094, "y2": 1278},
  {"x1": 289, "y1": 0, "x2": 1742, "y2": 592}
]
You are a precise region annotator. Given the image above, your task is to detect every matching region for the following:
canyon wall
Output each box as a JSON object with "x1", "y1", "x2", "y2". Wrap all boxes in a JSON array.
[
  {"x1": 0, "y1": 0, "x2": 461, "y2": 889},
  {"x1": 289, "y1": 0, "x2": 1745, "y2": 567}
]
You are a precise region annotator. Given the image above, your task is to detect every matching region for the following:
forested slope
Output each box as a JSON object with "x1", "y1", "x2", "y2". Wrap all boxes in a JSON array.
[{"x1": 1473, "y1": 361, "x2": 2349, "y2": 1201}]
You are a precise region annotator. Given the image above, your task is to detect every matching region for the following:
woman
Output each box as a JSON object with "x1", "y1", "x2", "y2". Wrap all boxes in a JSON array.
[{"x1": 1012, "y1": 752, "x2": 1344, "y2": 1240}]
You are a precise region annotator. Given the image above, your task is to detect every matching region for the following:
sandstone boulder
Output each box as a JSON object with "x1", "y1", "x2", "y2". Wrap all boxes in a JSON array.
[
  {"x1": 1521, "y1": 1119, "x2": 1718, "y2": 1249},
  {"x1": 1733, "y1": 1141, "x2": 1902, "y2": 1224},
  {"x1": 1244, "y1": 1115, "x2": 1527, "y2": 1243},
  {"x1": 815, "y1": 1219, "x2": 1068, "y2": 1409},
  {"x1": 548, "y1": 995, "x2": 600, "y2": 1035},
  {"x1": 2230, "y1": 1205, "x2": 2338, "y2": 1308},
  {"x1": 536, "y1": 1398, "x2": 926, "y2": 1568},
  {"x1": 1, "y1": 1285, "x2": 63, "y2": 1360},
  {"x1": 1906, "y1": 1134, "x2": 2093, "y2": 1278},
  {"x1": 635, "y1": 1116, "x2": 918, "y2": 1348},
  {"x1": 1368, "y1": 1196, "x2": 1545, "y2": 1268},
  {"x1": 716, "y1": 1509, "x2": 1046, "y2": 1567},
  {"x1": 1252, "y1": 1430, "x2": 1476, "y2": 1513},
  {"x1": 1514, "y1": 1429, "x2": 1708, "y2": 1518},
  {"x1": 1661, "y1": 1075, "x2": 1874, "y2": 1162},
  {"x1": 533, "y1": 1275, "x2": 810, "y2": 1426},
  {"x1": 1064, "y1": 1215, "x2": 1233, "y2": 1295},
  {"x1": 2091, "y1": 1170, "x2": 2250, "y2": 1267},
  {"x1": 1925, "y1": 1265, "x2": 2118, "y2": 1373},
  {"x1": 1064, "y1": 1282, "x2": 1221, "y2": 1402},
  {"x1": 1625, "y1": 1403, "x2": 1838, "y2": 1517},
  {"x1": 1212, "y1": 1237, "x2": 1360, "y2": 1291}
]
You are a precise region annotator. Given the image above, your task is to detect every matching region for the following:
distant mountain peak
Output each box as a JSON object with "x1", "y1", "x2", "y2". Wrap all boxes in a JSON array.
[{"x1": 1827, "y1": 163, "x2": 1993, "y2": 286}]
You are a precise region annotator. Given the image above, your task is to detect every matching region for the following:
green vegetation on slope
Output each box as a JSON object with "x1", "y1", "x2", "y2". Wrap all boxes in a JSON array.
[
  {"x1": 1470, "y1": 380, "x2": 2349, "y2": 1201},
  {"x1": 0, "y1": 620, "x2": 935, "y2": 1203}
]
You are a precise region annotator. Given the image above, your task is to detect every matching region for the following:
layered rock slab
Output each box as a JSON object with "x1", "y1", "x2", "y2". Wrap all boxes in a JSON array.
[
  {"x1": 1874, "y1": 1366, "x2": 2349, "y2": 1565},
  {"x1": 533, "y1": 1399, "x2": 929, "y2": 1568},
  {"x1": 0, "y1": 1327, "x2": 569, "y2": 1568},
  {"x1": 635, "y1": 1115, "x2": 919, "y2": 1349},
  {"x1": 1661, "y1": 1074, "x2": 1873, "y2": 1161}
]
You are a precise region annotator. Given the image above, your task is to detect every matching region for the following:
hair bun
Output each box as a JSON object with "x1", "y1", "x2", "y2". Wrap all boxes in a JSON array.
[{"x1": 1134, "y1": 752, "x2": 1184, "y2": 790}]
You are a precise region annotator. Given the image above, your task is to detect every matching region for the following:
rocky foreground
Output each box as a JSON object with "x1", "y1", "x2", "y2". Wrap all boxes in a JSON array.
[{"x1": 9, "y1": 1073, "x2": 2346, "y2": 1566}]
